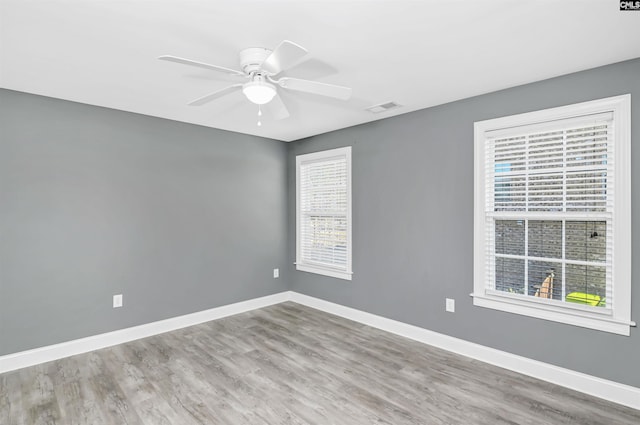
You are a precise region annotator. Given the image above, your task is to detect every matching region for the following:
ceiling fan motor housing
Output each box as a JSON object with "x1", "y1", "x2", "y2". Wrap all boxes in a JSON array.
[{"x1": 239, "y1": 47, "x2": 272, "y2": 74}]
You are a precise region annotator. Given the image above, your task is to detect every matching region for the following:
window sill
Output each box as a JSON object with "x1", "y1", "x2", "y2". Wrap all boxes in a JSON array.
[
  {"x1": 471, "y1": 292, "x2": 635, "y2": 336},
  {"x1": 296, "y1": 263, "x2": 352, "y2": 281}
]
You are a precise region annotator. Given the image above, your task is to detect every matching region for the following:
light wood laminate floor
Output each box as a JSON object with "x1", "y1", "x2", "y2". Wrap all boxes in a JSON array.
[{"x1": 1, "y1": 302, "x2": 639, "y2": 424}]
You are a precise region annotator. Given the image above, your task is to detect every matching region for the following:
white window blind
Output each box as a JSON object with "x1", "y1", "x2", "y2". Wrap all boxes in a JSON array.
[
  {"x1": 487, "y1": 112, "x2": 613, "y2": 214},
  {"x1": 296, "y1": 147, "x2": 352, "y2": 280},
  {"x1": 473, "y1": 95, "x2": 633, "y2": 335}
]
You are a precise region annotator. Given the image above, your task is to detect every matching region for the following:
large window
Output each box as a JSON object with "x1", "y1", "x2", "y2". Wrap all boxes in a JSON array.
[
  {"x1": 296, "y1": 147, "x2": 352, "y2": 280},
  {"x1": 473, "y1": 95, "x2": 633, "y2": 335}
]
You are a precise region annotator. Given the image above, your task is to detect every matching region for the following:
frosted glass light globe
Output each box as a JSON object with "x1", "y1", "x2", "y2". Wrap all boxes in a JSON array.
[{"x1": 243, "y1": 81, "x2": 276, "y2": 105}]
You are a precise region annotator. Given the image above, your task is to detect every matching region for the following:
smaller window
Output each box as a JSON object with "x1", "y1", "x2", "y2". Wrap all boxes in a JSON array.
[{"x1": 296, "y1": 147, "x2": 352, "y2": 280}]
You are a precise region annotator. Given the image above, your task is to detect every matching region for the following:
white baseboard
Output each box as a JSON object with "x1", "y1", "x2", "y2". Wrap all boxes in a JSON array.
[
  {"x1": 0, "y1": 292, "x2": 290, "y2": 374},
  {"x1": 289, "y1": 292, "x2": 640, "y2": 411},
  {"x1": 2, "y1": 290, "x2": 638, "y2": 411}
]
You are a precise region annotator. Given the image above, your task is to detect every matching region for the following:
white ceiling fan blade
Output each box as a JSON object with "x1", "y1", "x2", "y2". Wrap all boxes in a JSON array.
[
  {"x1": 277, "y1": 77, "x2": 352, "y2": 100},
  {"x1": 265, "y1": 94, "x2": 290, "y2": 120},
  {"x1": 159, "y1": 55, "x2": 244, "y2": 76},
  {"x1": 188, "y1": 84, "x2": 243, "y2": 106},
  {"x1": 262, "y1": 40, "x2": 308, "y2": 75}
]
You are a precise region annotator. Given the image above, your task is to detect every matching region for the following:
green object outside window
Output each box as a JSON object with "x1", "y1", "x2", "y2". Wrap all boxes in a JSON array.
[{"x1": 565, "y1": 292, "x2": 605, "y2": 307}]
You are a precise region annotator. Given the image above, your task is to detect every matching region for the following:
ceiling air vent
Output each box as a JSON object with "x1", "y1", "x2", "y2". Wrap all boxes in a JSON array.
[{"x1": 366, "y1": 101, "x2": 402, "y2": 113}]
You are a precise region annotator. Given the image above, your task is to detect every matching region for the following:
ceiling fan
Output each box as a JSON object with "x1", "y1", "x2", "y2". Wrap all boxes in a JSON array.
[{"x1": 159, "y1": 40, "x2": 352, "y2": 123}]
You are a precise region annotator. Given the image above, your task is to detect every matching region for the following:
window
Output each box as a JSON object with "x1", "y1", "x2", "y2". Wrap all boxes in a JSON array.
[
  {"x1": 296, "y1": 147, "x2": 352, "y2": 280},
  {"x1": 473, "y1": 95, "x2": 634, "y2": 335}
]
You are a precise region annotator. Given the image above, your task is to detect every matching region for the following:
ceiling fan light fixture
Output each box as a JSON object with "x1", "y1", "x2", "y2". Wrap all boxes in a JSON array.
[{"x1": 243, "y1": 80, "x2": 276, "y2": 105}]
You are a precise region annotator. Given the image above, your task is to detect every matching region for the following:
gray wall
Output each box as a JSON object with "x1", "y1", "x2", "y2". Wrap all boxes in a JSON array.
[
  {"x1": 287, "y1": 58, "x2": 640, "y2": 387},
  {"x1": 0, "y1": 89, "x2": 289, "y2": 355}
]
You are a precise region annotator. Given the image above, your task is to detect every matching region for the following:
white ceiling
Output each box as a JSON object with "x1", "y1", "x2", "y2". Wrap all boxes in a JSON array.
[{"x1": 1, "y1": 1, "x2": 639, "y2": 142}]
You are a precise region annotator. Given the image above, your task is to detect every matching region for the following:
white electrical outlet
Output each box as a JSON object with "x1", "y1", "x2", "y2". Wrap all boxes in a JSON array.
[
  {"x1": 446, "y1": 298, "x2": 455, "y2": 313},
  {"x1": 113, "y1": 294, "x2": 123, "y2": 308},
  {"x1": 273, "y1": 268, "x2": 280, "y2": 278}
]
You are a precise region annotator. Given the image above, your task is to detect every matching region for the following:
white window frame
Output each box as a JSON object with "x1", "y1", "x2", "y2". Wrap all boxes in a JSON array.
[
  {"x1": 296, "y1": 147, "x2": 352, "y2": 280},
  {"x1": 473, "y1": 95, "x2": 634, "y2": 335}
]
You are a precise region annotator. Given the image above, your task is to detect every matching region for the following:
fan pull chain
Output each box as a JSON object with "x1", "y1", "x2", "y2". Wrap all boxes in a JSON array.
[{"x1": 257, "y1": 105, "x2": 262, "y2": 126}]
